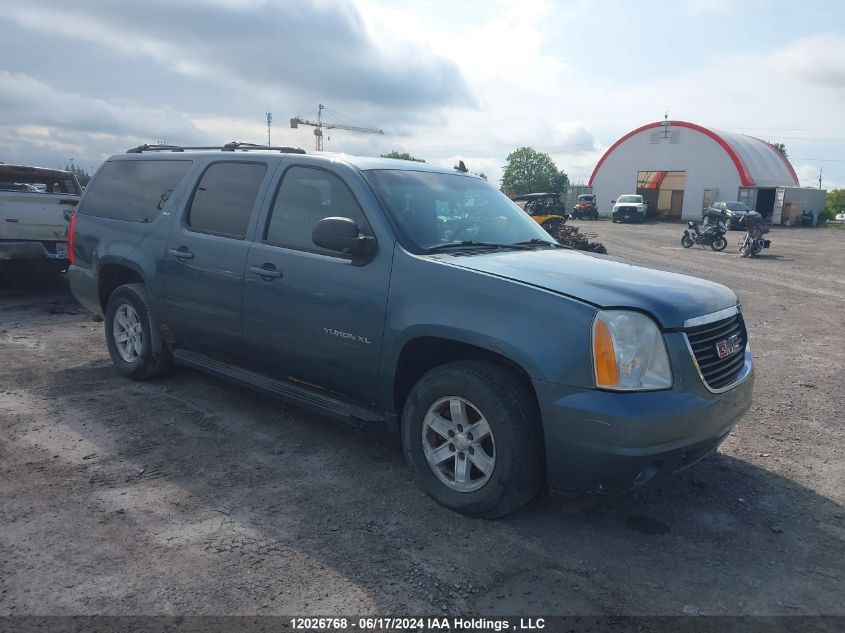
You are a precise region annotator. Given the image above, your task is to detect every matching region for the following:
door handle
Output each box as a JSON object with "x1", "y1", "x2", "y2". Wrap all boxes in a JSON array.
[
  {"x1": 250, "y1": 264, "x2": 283, "y2": 279},
  {"x1": 169, "y1": 247, "x2": 194, "y2": 260}
]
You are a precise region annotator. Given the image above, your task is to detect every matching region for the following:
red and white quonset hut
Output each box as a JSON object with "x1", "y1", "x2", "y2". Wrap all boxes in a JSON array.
[{"x1": 588, "y1": 120, "x2": 819, "y2": 223}]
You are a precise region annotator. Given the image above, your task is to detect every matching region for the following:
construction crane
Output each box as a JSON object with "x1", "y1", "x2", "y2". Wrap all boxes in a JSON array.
[{"x1": 290, "y1": 104, "x2": 383, "y2": 151}]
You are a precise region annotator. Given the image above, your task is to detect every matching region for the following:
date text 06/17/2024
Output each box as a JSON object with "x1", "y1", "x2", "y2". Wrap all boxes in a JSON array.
[{"x1": 289, "y1": 617, "x2": 546, "y2": 631}]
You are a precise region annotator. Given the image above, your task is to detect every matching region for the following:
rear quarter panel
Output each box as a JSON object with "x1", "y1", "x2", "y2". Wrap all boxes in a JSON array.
[{"x1": 69, "y1": 159, "x2": 201, "y2": 315}]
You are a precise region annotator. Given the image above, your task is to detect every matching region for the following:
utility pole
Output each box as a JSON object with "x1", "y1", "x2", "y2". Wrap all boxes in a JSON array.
[
  {"x1": 819, "y1": 165, "x2": 823, "y2": 190},
  {"x1": 266, "y1": 111, "x2": 272, "y2": 147}
]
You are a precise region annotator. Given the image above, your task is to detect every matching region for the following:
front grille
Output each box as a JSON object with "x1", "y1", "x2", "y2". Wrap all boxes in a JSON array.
[{"x1": 685, "y1": 313, "x2": 747, "y2": 390}]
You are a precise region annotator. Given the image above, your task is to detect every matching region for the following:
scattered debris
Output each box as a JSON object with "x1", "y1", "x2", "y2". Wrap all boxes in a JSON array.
[{"x1": 551, "y1": 224, "x2": 608, "y2": 254}]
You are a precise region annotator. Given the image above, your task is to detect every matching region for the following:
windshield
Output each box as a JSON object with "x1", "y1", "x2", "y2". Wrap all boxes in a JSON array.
[
  {"x1": 725, "y1": 202, "x2": 750, "y2": 211},
  {"x1": 617, "y1": 195, "x2": 642, "y2": 203},
  {"x1": 578, "y1": 195, "x2": 594, "y2": 202},
  {"x1": 363, "y1": 170, "x2": 554, "y2": 252}
]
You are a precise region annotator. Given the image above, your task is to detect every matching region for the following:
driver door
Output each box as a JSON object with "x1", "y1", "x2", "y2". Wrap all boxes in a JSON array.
[{"x1": 242, "y1": 165, "x2": 391, "y2": 403}]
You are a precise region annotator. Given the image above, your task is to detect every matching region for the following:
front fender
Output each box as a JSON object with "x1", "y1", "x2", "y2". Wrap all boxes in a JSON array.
[{"x1": 379, "y1": 248, "x2": 598, "y2": 411}]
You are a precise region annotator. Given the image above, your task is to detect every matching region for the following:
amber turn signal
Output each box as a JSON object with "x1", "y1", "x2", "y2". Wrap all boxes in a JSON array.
[{"x1": 593, "y1": 318, "x2": 619, "y2": 387}]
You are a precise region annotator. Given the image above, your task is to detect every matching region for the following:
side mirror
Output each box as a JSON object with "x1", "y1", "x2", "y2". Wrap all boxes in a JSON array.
[
  {"x1": 312, "y1": 216, "x2": 374, "y2": 261},
  {"x1": 610, "y1": 199, "x2": 616, "y2": 204}
]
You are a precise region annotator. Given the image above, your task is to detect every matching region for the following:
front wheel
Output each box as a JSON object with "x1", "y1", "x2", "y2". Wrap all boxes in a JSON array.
[
  {"x1": 739, "y1": 237, "x2": 752, "y2": 258},
  {"x1": 401, "y1": 361, "x2": 544, "y2": 518},
  {"x1": 681, "y1": 234, "x2": 694, "y2": 248},
  {"x1": 711, "y1": 235, "x2": 728, "y2": 251}
]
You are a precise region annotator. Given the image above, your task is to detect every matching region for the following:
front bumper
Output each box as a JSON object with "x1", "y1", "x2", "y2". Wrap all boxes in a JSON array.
[
  {"x1": 0, "y1": 240, "x2": 68, "y2": 262},
  {"x1": 533, "y1": 336, "x2": 754, "y2": 493},
  {"x1": 613, "y1": 209, "x2": 644, "y2": 222}
]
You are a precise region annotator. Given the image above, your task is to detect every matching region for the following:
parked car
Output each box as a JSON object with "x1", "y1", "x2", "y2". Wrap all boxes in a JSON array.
[
  {"x1": 571, "y1": 194, "x2": 598, "y2": 220},
  {"x1": 0, "y1": 164, "x2": 81, "y2": 275},
  {"x1": 710, "y1": 201, "x2": 753, "y2": 230},
  {"x1": 511, "y1": 192, "x2": 568, "y2": 232},
  {"x1": 611, "y1": 195, "x2": 647, "y2": 223},
  {"x1": 69, "y1": 144, "x2": 754, "y2": 518}
]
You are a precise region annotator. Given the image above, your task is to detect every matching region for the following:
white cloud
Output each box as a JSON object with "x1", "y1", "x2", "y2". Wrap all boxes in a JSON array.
[{"x1": 1, "y1": 1, "x2": 843, "y2": 191}]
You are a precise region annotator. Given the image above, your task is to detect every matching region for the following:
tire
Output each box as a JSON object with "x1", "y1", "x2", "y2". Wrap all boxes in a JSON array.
[
  {"x1": 104, "y1": 283, "x2": 173, "y2": 380},
  {"x1": 401, "y1": 361, "x2": 544, "y2": 519},
  {"x1": 681, "y1": 235, "x2": 694, "y2": 248},
  {"x1": 739, "y1": 240, "x2": 752, "y2": 258},
  {"x1": 612, "y1": 217, "x2": 618, "y2": 223},
  {"x1": 711, "y1": 236, "x2": 728, "y2": 251}
]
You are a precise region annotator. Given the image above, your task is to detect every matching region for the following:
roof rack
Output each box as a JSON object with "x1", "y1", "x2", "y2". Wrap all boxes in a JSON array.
[{"x1": 126, "y1": 142, "x2": 306, "y2": 154}]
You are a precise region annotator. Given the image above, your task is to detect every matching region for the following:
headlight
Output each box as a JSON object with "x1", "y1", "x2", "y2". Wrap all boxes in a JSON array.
[{"x1": 592, "y1": 310, "x2": 672, "y2": 391}]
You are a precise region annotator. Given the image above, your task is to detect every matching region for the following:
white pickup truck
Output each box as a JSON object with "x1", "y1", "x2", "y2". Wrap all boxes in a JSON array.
[{"x1": 0, "y1": 164, "x2": 81, "y2": 276}]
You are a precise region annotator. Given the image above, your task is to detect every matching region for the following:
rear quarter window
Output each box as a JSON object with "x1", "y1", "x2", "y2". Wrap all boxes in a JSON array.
[{"x1": 79, "y1": 160, "x2": 193, "y2": 222}]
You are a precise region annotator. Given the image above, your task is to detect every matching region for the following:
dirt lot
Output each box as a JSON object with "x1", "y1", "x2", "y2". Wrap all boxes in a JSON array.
[{"x1": 1, "y1": 221, "x2": 843, "y2": 618}]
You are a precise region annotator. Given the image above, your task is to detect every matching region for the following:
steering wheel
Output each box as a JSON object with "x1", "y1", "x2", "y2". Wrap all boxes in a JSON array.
[{"x1": 450, "y1": 219, "x2": 484, "y2": 241}]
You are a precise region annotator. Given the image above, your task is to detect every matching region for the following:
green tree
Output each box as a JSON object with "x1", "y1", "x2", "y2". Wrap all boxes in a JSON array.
[
  {"x1": 64, "y1": 163, "x2": 92, "y2": 187},
  {"x1": 500, "y1": 147, "x2": 569, "y2": 195},
  {"x1": 771, "y1": 142, "x2": 788, "y2": 158},
  {"x1": 381, "y1": 150, "x2": 425, "y2": 163},
  {"x1": 823, "y1": 188, "x2": 845, "y2": 222}
]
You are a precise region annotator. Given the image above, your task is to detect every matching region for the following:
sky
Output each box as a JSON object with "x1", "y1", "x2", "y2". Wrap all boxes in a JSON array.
[{"x1": 1, "y1": 0, "x2": 844, "y2": 189}]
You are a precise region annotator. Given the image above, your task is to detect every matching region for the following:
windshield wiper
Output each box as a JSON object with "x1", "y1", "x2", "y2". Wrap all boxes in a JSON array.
[
  {"x1": 512, "y1": 238, "x2": 569, "y2": 249},
  {"x1": 426, "y1": 241, "x2": 535, "y2": 254}
]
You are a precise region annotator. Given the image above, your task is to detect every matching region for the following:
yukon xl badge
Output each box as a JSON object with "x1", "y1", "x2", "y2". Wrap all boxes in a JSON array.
[
  {"x1": 715, "y1": 333, "x2": 742, "y2": 359},
  {"x1": 324, "y1": 328, "x2": 372, "y2": 345}
]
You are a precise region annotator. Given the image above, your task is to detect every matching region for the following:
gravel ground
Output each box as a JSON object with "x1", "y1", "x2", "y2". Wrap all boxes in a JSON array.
[{"x1": 1, "y1": 221, "x2": 843, "y2": 617}]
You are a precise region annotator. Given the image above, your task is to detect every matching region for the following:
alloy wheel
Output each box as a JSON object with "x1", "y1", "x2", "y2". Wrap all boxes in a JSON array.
[
  {"x1": 112, "y1": 303, "x2": 143, "y2": 362},
  {"x1": 422, "y1": 396, "x2": 496, "y2": 492}
]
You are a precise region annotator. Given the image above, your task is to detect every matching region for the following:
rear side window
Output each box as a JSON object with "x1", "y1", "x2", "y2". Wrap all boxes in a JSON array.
[
  {"x1": 80, "y1": 160, "x2": 192, "y2": 222},
  {"x1": 187, "y1": 162, "x2": 267, "y2": 239}
]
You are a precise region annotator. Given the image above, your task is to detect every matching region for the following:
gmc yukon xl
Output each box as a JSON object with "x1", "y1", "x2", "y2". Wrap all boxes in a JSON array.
[{"x1": 69, "y1": 144, "x2": 754, "y2": 518}]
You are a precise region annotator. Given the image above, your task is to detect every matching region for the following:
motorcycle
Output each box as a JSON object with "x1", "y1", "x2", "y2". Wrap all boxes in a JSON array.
[
  {"x1": 739, "y1": 232, "x2": 771, "y2": 257},
  {"x1": 738, "y1": 212, "x2": 771, "y2": 257},
  {"x1": 681, "y1": 217, "x2": 728, "y2": 251}
]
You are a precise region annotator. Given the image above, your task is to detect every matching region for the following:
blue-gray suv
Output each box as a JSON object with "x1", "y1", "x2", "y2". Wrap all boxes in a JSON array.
[{"x1": 68, "y1": 144, "x2": 754, "y2": 518}]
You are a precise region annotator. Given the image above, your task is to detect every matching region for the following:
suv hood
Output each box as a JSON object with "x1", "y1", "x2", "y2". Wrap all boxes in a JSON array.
[{"x1": 444, "y1": 249, "x2": 737, "y2": 329}]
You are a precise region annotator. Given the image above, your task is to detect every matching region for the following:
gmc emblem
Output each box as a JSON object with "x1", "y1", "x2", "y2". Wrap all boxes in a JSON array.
[{"x1": 715, "y1": 334, "x2": 742, "y2": 359}]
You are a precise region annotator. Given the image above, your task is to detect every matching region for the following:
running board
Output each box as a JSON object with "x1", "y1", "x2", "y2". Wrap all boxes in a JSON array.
[{"x1": 172, "y1": 349, "x2": 384, "y2": 427}]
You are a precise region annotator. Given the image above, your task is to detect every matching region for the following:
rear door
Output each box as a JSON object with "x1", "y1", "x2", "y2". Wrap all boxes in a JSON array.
[
  {"x1": 242, "y1": 164, "x2": 391, "y2": 403},
  {"x1": 160, "y1": 160, "x2": 271, "y2": 359}
]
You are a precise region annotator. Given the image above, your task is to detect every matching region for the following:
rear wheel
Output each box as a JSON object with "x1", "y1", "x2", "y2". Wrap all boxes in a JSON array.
[
  {"x1": 681, "y1": 234, "x2": 694, "y2": 248},
  {"x1": 711, "y1": 236, "x2": 728, "y2": 251},
  {"x1": 105, "y1": 283, "x2": 173, "y2": 380},
  {"x1": 402, "y1": 361, "x2": 544, "y2": 518}
]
